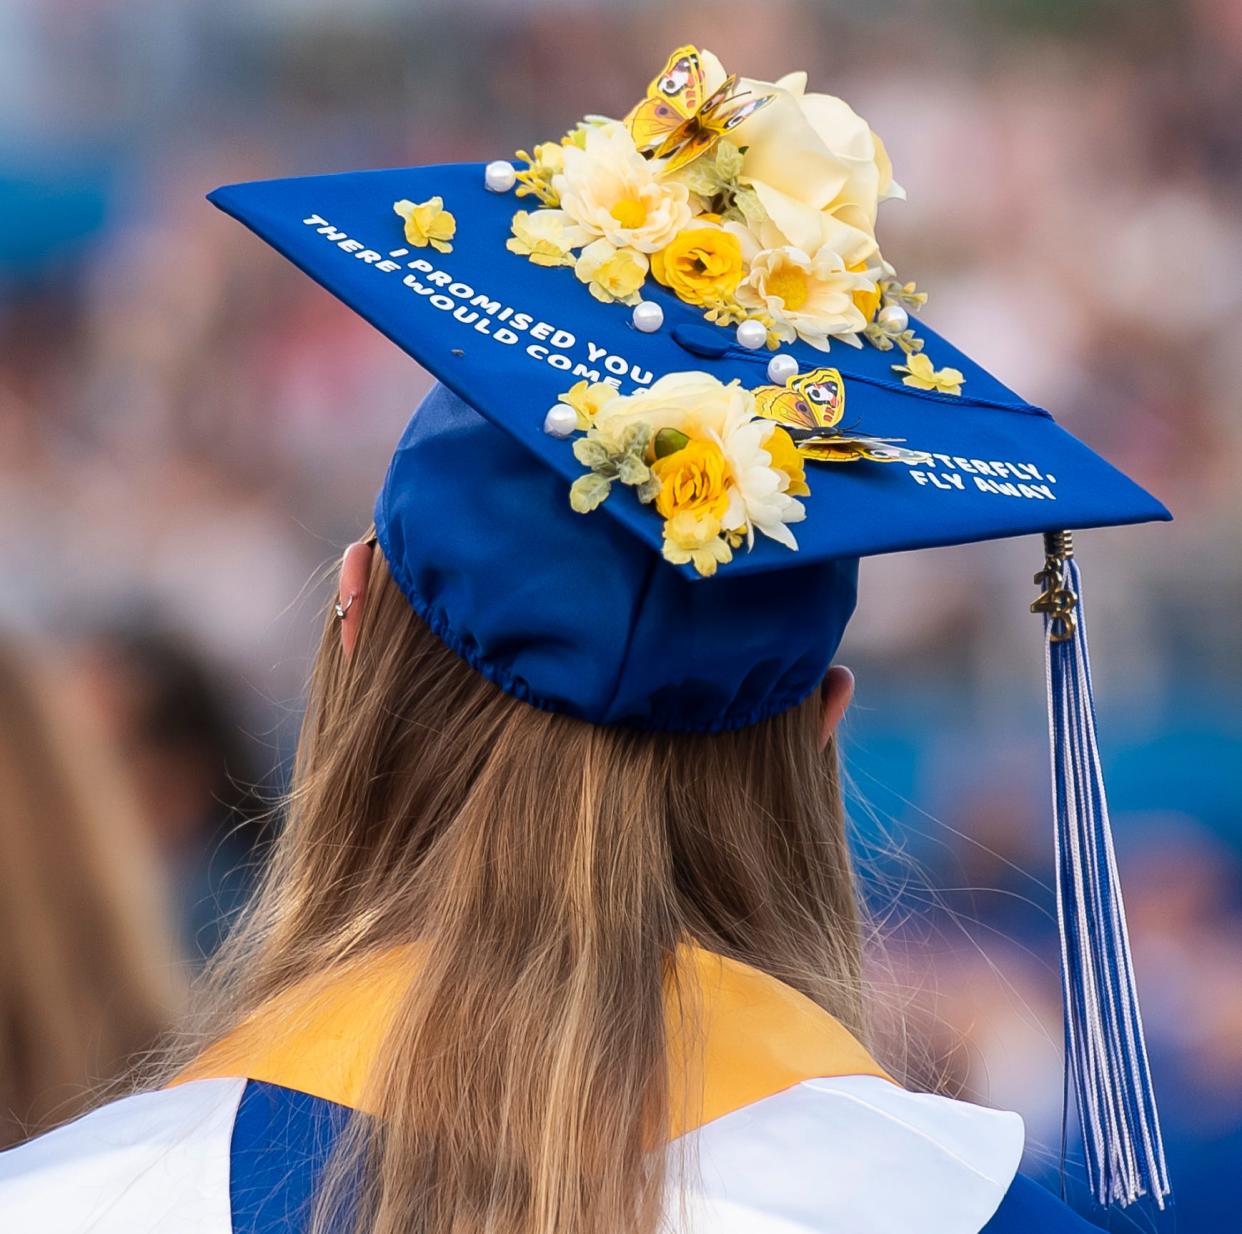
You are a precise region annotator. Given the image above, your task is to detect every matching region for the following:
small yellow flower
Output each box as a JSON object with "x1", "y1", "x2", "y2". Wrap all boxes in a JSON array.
[
  {"x1": 651, "y1": 225, "x2": 744, "y2": 308},
  {"x1": 507, "y1": 209, "x2": 589, "y2": 267},
  {"x1": 514, "y1": 142, "x2": 566, "y2": 206},
  {"x1": 558, "y1": 380, "x2": 618, "y2": 429},
  {"x1": 662, "y1": 510, "x2": 734, "y2": 578},
  {"x1": 651, "y1": 438, "x2": 732, "y2": 524},
  {"x1": 764, "y1": 426, "x2": 811, "y2": 497},
  {"x1": 892, "y1": 352, "x2": 965, "y2": 395},
  {"x1": 394, "y1": 196, "x2": 456, "y2": 253},
  {"x1": 573, "y1": 238, "x2": 649, "y2": 305}
]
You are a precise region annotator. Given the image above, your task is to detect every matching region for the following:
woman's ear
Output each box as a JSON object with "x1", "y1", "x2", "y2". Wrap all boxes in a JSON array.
[
  {"x1": 338, "y1": 540, "x2": 375, "y2": 659},
  {"x1": 819, "y1": 665, "x2": 855, "y2": 750}
]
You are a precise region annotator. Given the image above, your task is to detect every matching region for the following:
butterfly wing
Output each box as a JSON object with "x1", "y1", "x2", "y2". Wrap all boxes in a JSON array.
[
  {"x1": 798, "y1": 434, "x2": 932, "y2": 465},
  {"x1": 788, "y1": 367, "x2": 846, "y2": 430},
  {"x1": 703, "y1": 90, "x2": 773, "y2": 136},
  {"x1": 656, "y1": 80, "x2": 774, "y2": 175},
  {"x1": 629, "y1": 100, "x2": 695, "y2": 155},
  {"x1": 753, "y1": 386, "x2": 819, "y2": 431},
  {"x1": 627, "y1": 46, "x2": 705, "y2": 150},
  {"x1": 657, "y1": 126, "x2": 721, "y2": 176}
]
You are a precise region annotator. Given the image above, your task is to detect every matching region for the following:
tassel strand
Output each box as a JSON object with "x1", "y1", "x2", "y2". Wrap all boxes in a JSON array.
[{"x1": 1035, "y1": 532, "x2": 1170, "y2": 1209}]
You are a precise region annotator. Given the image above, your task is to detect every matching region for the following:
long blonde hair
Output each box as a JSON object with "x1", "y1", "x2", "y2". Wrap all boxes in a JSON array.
[
  {"x1": 185, "y1": 546, "x2": 866, "y2": 1234},
  {"x1": 0, "y1": 642, "x2": 184, "y2": 1147}
]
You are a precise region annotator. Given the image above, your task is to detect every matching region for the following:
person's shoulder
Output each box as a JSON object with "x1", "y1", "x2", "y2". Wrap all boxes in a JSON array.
[
  {"x1": 677, "y1": 1073, "x2": 1030, "y2": 1234},
  {"x1": 0, "y1": 1077, "x2": 246, "y2": 1233}
]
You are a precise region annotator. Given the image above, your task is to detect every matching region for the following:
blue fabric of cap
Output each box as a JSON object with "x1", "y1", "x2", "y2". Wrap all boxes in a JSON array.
[
  {"x1": 377, "y1": 381, "x2": 857, "y2": 729},
  {"x1": 208, "y1": 162, "x2": 1170, "y2": 730}
]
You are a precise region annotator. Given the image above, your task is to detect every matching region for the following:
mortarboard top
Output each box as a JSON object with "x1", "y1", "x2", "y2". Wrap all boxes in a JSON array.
[
  {"x1": 210, "y1": 47, "x2": 1172, "y2": 1213},
  {"x1": 209, "y1": 162, "x2": 1167, "y2": 579}
]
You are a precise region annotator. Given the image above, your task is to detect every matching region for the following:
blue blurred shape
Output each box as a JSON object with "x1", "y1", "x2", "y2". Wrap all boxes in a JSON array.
[{"x1": 0, "y1": 157, "x2": 112, "y2": 280}]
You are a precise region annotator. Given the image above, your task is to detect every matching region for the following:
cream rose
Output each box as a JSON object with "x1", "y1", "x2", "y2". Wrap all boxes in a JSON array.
[
  {"x1": 699, "y1": 50, "x2": 902, "y2": 264},
  {"x1": 593, "y1": 372, "x2": 804, "y2": 548},
  {"x1": 553, "y1": 121, "x2": 693, "y2": 254}
]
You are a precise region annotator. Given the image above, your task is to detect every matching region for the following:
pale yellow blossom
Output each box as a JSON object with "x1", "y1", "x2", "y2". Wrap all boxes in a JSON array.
[
  {"x1": 393, "y1": 196, "x2": 456, "y2": 253},
  {"x1": 506, "y1": 209, "x2": 590, "y2": 267},
  {"x1": 558, "y1": 380, "x2": 618, "y2": 429},
  {"x1": 573, "y1": 239, "x2": 649, "y2": 305},
  {"x1": 892, "y1": 352, "x2": 965, "y2": 395},
  {"x1": 661, "y1": 510, "x2": 734, "y2": 577}
]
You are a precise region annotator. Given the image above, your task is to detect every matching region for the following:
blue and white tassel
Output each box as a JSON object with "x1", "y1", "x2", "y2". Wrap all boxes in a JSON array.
[{"x1": 1033, "y1": 531, "x2": 1171, "y2": 1210}]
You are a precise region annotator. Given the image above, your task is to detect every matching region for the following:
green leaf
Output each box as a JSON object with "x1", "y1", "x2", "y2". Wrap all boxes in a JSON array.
[
  {"x1": 569, "y1": 473, "x2": 611, "y2": 513},
  {"x1": 618, "y1": 422, "x2": 651, "y2": 455},
  {"x1": 680, "y1": 160, "x2": 723, "y2": 197},
  {"x1": 652, "y1": 427, "x2": 690, "y2": 459},
  {"x1": 733, "y1": 185, "x2": 768, "y2": 229},
  {"x1": 635, "y1": 476, "x2": 662, "y2": 505},
  {"x1": 617, "y1": 454, "x2": 650, "y2": 486},
  {"x1": 572, "y1": 437, "x2": 610, "y2": 468},
  {"x1": 714, "y1": 140, "x2": 743, "y2": 183}
]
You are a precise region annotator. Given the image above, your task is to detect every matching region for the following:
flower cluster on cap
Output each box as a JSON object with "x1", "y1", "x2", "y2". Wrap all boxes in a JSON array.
[
  {"x1": 563, "y1": 372, "x2": 808, "y2": 577},
  {"x1": 502, "y1": 45, "x2": 956, "y2": 375}
]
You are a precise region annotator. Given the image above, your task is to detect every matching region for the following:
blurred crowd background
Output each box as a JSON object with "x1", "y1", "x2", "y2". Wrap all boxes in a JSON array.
[{"x1": 1, "y1": 0, "x2": 1239, "y2": 1227}]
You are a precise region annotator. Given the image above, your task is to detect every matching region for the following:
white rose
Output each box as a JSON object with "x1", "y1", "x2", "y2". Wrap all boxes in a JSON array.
[{"x1": 554, "y1": 121, "x2": 694, "y2": 254}]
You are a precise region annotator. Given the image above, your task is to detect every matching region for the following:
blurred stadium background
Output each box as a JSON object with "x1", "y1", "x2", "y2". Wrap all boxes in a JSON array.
[{"x1": 1, "y1": 0, "x2": 1238, "y2": 1225}]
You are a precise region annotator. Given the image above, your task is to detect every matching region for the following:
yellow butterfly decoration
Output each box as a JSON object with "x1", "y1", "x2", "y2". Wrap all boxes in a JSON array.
[
  {"x1": 797, "y1": 436, "x2": 932, "y2": 464},
  {"x1": 625, "y1": 45, "x2": 774, "y2": 176},
  {"x1": 752, "y1": 367, "x2": 931, "y2": 465},
  {"x1": 754, "y1": 367, "x2": 848, "y2": 432}
]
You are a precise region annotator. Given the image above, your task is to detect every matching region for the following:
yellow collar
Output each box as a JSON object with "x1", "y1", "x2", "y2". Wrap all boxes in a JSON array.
[{"x1": 173, "y1": 945, "x2": 890, "y2": 1138}]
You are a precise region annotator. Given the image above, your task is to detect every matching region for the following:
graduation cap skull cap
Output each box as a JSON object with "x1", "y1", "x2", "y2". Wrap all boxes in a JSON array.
[{"x1": 210, "y1": 43, "x2": 1171, "y2": 1212}]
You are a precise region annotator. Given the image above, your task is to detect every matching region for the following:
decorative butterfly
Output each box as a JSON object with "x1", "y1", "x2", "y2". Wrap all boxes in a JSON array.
[
  {"x1": 797, "y1": 435, "x2": 932, "y2": 465},
  {"x1": 753, "y1": 367, "x2": 930, "y2": 465},
  {"x1": 625, "y1": 45, "x2": 773, "y2": 176},
  {"x1": 753, "y1": 367, "x2": 848, "y2": 432}
]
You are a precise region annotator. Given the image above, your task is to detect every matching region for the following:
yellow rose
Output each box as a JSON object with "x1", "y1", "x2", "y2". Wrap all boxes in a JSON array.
[
  {"x1": 393, "y1": 196, "x2": 456, "y2": 253},
  {"x1": 592, "y1": 372, "x2": 805, "y2": 551},
  {"x1": 652, "y1": 438, "x2": 732, "y2": 523},
  {"x1": 574, "y1": 239, "x2": 649, "y2": 305},
  {"x1": 764, "y1": 426, "x2": 810, "y2": 497},
  {"x1": 651, "y1": 226, "x2": 744, "y2": 307}
]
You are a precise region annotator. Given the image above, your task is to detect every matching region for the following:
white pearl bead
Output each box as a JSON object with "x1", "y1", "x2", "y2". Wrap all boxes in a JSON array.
[
  {"x1": 543, "y1": 404, "x2": 579, "y2": 438},
  {"x1": 766, "y1": 353, "x2": 799, "y2": 384},
  {"x1": 631, "y1": 300, "x2": 664, "y2": 333},
  {"x1": 876, "y1": 303, "x2": 909, "y2": 334},
  {"x1": 484, "y1": 160, "x2": 517, "y2": 193},
  {"x1": 735, "y1": 319, "x2": 767, "y2": 350}
]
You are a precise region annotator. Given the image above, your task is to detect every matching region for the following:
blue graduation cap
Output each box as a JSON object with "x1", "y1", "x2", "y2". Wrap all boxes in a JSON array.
[{"x1": 209, "y1": 45, "x2": 1171, "y2": 1218}]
